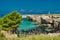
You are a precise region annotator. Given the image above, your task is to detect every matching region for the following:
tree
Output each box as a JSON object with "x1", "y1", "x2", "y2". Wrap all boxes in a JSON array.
[{"x1": 0, "y1": 11, "x2": 22, "y2": 31}]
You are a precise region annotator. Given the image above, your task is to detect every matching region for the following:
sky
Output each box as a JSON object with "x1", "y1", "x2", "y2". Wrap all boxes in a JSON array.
[{"x1": 0, "y1": 0, "x2": 60, "y2": 12}]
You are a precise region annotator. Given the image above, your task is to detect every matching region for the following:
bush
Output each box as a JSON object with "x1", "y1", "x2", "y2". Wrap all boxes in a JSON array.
[{"x1": 0, "y1": 11, "x2": 22, "y2": 31}]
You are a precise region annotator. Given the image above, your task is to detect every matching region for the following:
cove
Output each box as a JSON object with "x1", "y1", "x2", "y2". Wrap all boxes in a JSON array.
[{"x1": 17, "y1": 18, "x2": 38, "y2": 31}]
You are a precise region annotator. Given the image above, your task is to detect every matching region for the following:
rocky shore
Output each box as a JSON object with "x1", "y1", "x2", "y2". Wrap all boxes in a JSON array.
[{"x1": 22, "y1": 14, "x2": 60, "y2": 34}]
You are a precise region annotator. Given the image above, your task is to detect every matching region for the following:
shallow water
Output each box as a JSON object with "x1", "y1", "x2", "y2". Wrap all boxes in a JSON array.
[{"x1": 17, "y1": 18, "x2": 38, "y2": 31}]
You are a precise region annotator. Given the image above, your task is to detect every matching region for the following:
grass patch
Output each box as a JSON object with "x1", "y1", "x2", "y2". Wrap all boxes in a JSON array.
[{"x1": 0, "y1": 33, "x2": 60, "y2": 40}]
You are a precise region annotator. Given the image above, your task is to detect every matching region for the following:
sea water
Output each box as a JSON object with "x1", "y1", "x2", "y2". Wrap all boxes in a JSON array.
[{"x1": 17, "y1": 18, "x2": 38, "y2": 31}]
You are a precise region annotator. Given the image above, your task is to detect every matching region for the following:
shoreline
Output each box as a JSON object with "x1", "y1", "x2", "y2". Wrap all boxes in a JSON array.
[{"x1": 22, "y1": 14, "x2": 60, "y2": 18}]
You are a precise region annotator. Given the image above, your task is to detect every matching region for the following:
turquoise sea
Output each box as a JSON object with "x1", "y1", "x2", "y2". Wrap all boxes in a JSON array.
[{"x1": 17, "y1": 18, "x2": 37, "y2": 31}]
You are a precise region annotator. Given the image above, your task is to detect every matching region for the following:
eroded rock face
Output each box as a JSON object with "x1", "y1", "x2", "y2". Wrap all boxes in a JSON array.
[
  {"x1": 35, "y1": 16, "x2": 42, "y2": 24},
  {"x1": 26, "y1": 15, "x2": 36, "y2": 21},
  {"x1": 41, "y1": 15, "x2": 50, "y2": 19},
  {"x1": 53, "y1": 20, "x2": 58, "y2": 29},
  {"x1": 26, "y1": 15, "x2": 42, "y2": 24}
]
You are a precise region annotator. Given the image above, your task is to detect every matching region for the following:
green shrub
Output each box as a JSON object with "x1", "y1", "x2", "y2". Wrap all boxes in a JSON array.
[{"x1": 0, "y1": 11, "x2": 22, "y2": 31}]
